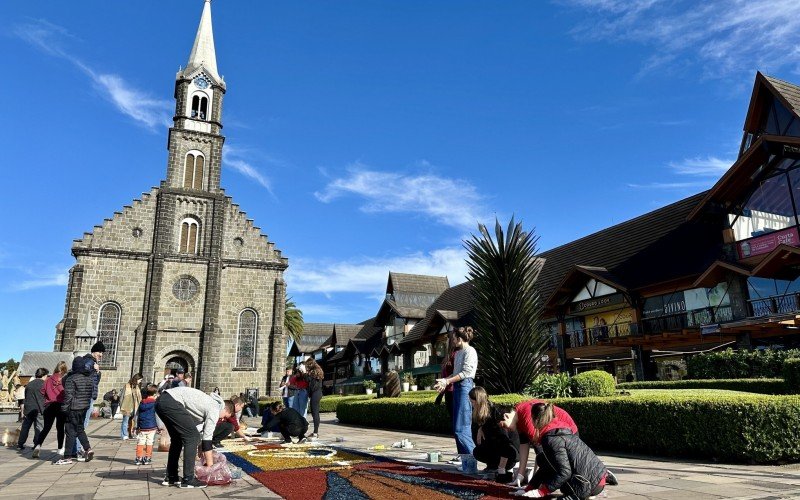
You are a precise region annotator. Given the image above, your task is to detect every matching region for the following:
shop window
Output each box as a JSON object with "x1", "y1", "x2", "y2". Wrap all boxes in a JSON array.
[{"x1": 729, "y1": 173, "x2": 795, "y2": 241}]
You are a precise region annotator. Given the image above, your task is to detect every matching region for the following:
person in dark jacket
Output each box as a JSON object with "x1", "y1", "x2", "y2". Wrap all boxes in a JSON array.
[
  {"x1": 18, "y1": 368, "x2": 49, "y2": 451},
  {"x1": 54, "y1": 367, "x2": 95, "y2": 465},
  {"x1": 304, "y1": 358, "x2": 324, "y2": 438},
  {"x1": 34, "y1": 361, "x2": 68, "y2": 457},
  {"x1": 258, "y1": 401, "x2": 308, "y2": 443},
  {"x1": 72, "y1": 341, "x2": 104, "y2": 455},
  {"x1": 468, "y1": 386, "x2": 519, "y2": 482},
  {"x1": 134, "y1": 384, "x2": 159, "y2": 465},
  {"x1": 512, "y1": 403, "x2": 607, "y2": 499}
]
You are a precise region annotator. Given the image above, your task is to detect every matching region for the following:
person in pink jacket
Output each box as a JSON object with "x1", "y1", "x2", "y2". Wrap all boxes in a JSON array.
[{"x1": 32, "y1": 361, "x2": 68, "y2": 458}]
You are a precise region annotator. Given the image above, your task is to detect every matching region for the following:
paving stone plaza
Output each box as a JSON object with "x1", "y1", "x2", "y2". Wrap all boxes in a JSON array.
[{"x1": 3, "y1": 415, "x2": 800, "y2": 499}]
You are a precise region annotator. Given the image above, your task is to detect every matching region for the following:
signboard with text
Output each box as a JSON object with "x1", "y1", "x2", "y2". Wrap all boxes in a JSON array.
[{"x1": 737, "y1": 227, "x2": 800, "y2": 260}]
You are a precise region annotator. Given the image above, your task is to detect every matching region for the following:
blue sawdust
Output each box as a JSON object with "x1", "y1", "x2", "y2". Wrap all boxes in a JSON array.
[
  {"x1": 323, "y1": 471, "x2": 370, "y2": 500},
  {"x1": 370, "y1": 469, "x2": 486, "y2": 499}
]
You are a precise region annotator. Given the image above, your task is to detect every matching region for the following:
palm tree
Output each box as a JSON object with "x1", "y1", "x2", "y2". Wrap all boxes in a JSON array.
[
  {"x1": 284, "y1": 297, "x2": 304, "y2": 345},
  {"x1": 465, "y1": 218, "x2": 548, "y2": 394}
]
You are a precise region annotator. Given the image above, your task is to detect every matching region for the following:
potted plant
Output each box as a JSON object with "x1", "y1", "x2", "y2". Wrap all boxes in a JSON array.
[
  {"x1": 401, "y1": 372, "x2": 415, "y2": 392},
  {"x1": 418, "y1": 373, "x2": 436, "y2": 391},
  {"x1": 363, "y1": 379, "x2": 376, "y2": 395}
]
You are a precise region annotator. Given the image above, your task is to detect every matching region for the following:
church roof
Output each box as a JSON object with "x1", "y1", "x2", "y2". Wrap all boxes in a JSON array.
[{"x1": 183, "y1": 0, "x2": 222, "y2": 84}]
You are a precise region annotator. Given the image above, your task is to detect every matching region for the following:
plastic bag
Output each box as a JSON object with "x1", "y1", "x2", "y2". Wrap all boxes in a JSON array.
[
  {"x1": 195, "y1": 452, "x2": 231, "y2": 486},
  {"x1": 158, "y1": 431, "x2": 170, "y2": 452}
]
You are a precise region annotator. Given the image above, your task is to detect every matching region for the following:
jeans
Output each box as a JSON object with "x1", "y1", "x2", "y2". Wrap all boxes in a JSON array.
[
  {"x1": 65, "y1": 409, "x2": 90, "y2": 459},
  {"x1": 76, "y1": 398, "x2": 93, "y2": 453},
  {"x1": 452, "y1": 379, "x2": 476, "y2": 455},
  {"x1": 18, "y1": 409, "x2": 44, "y2": 447},
  {"x1": 292, "y1": 389, "x2": 308, "y2": 418},
  {"x1": 35, "y1": 404, "x2": 66, "y2": 449},
  {"x1": 309, "y1": 389, "x2": 322, "y2": 434},
  {"x1": 121, "y1": 414, "x2": 130, "y2": 439},
  {"x1": 156, "y1": 392, "x2": 202, "y2": 482}
]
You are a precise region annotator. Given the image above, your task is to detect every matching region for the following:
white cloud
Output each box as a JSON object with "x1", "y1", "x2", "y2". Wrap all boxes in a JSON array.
[
  {"x1": 9, "y1": 270, "x2": 69, "y2": 292},
  {"x1": 13, "y1": 19, "x2": 171, "y2": 130},
  {"x1": 222, "y1": 145, "x2": 275, "y2": 195},
  {"x1": 668, "y1": 156, "x2": 733, "y2": 177},
  {"x1": 315, "y1": 163, "x2": 488, "y2": 231},
  {"x1": 286, "y1": 247, "x2": 468, "y2": 295},
  {"x1": 562, "y1": 0, "x2": 800, "y2": 78}
]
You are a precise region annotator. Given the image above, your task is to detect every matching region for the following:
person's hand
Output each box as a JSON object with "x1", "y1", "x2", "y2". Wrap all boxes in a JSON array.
[
  {"x1": 434, "y1": 378, "x2": 448, "y2": 392},
  {"x1": 511, "y1": 489, "x2": 543, "y2": 497},
  {"x1": 476, "y1": 428, "x2": 485, "y2": 446},
  {"x1": 93, "y1": 363, "x2": 100, "y2": 371},
  {"x1": 243, "y1": 436, "x2": 252, "y2": 442}
]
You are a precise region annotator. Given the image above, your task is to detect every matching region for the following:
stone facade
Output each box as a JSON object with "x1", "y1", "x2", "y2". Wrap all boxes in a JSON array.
[{"x1": 55, "y1": 2, "x2": 288, "y2": 398}]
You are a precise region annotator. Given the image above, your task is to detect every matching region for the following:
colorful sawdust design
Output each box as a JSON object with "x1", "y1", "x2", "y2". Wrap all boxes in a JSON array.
[{"x1": 224, "y1": 445, "x2": 515, "y2": 499}]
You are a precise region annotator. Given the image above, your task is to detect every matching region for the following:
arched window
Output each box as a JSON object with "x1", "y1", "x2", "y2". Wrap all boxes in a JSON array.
[
  {"x1": 190, "y1": 93, "x2": 209, "y2": 121},
  {"x1": 183, "y1": 152, "x2": 204, "y2": 190},
  {"x1": 179, "y1": 218, "x2": 200, "y2": 254},
  {"x1": 236, "y1": 309, "x2": 258, "y2": 369},
  {"x1": 96, "y1": 303, "x2": 121, "y2": 367}
]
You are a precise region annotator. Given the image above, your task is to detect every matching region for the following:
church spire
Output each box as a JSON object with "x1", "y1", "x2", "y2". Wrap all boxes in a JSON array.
[{"x1": 185, "y1": 0, "x2": 220, "y2": 83}]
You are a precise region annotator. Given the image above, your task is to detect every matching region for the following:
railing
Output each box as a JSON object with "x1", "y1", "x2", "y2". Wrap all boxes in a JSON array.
[
  {"x1": 566, "y1": 322, "x2": 632, "y2": 348},
  {"x1": 749, "y1": 292, "x2": 800, "y2": 317},
  {"x1": 641, "y1": 306, "x2": 734, "y2": 335}
]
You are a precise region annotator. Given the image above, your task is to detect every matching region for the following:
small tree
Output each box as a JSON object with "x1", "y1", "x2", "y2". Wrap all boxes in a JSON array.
[
  {"x1": 284, "y1": 297, "x2": 304, "y2": 345},
  {"x1": 466, "y1": 218, "x2": 548, "y2": 394}
]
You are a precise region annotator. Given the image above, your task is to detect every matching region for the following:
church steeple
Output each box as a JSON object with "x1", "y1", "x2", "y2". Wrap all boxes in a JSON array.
[{"x1": 185, "y1": 0, "x2": 220, "y2": 84}]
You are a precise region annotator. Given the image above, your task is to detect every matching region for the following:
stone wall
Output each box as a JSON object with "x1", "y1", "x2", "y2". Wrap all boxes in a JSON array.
[{"x1": 72, "y1": 188, "x2": 159, "y2": 254}]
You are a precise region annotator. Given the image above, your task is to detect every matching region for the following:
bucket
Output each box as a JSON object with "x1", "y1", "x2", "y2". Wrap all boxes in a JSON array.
[
  {"x1": 462, "y1": 455, "x2": 478, "y2": 474},
  {"x1": 427, "y1": 452, "x2": 440, "y2": 463}
]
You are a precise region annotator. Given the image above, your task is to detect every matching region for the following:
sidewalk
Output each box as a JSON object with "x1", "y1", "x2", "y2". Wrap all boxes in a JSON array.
[{"x1": 4, "y1": 414, "x2": 800, "y2": 499}]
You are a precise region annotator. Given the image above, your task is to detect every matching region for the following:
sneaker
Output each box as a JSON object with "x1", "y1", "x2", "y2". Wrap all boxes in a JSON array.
[
  {"x1": 297, "y1": 437, "x2": 308, "y2": 444},
  {"x1": 161, "y1": 476, "x2": 181, "y2": 487},
  {"x1": 134, "y1": 457, "x2": 142, "y2": 466},
  {"x1": 144, "y1": 457, "x2": 152, "y2": 465},
  {"x1": 310, "y1": 433, "x2": 318, "y2": 439},
  {"x1": 32, "y1": 445, "x2": 41, "y2": 459},
  {"x1": 56, "y1": 448, "x2": 65, "y2": 456},
  {"x1": 283, "y1": 439, "x2": 293, "y2": 444},
  {"x1": 122, "y1": 436, "x2": 130, "y2": 441},
  {"x1": 606, "y1": 469, "x2": 619, "y2": 486},
  {"x1": 16, "y1": 444, "x2": 25, "y2": 451},
  {"x1": 179, "y1": 477, "x2": 207, "y2": 489},
  {"x1": 53, "y1": 458, "x2": 74, "y2": 465},
  {"x1": 84, "y1": 449, "x2": 94, "y2": 462}
]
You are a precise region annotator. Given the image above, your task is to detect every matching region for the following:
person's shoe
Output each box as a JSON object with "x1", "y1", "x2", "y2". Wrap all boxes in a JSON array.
[
  {"x1": 84, "y1": 449, "x2": 94, "y2": 462},
  {"x1": 606, "y1": 469, "x2": 619, "y2": 486},
  {"x1": 56, "y1": 448, "x2": 64, "y2": 456},
  {"x1": 297, "y1": 437, "x2": 308, "y2": 444},
  {"x1": 310, "y1": 433, "x2": 318, "y2": 439},
  {"x1": 53, "y1": 458, "x2": 74, "y2": 465},
  {"x1": 122, "y1": 436, "x2": 129, "y2": 440},
  {"x1": 447, "y1": 455, "x2": 462, "y2": 464},
  {"x1": 134, "y1": 457, "x2": 142, "y2": 466},
  {"x1": 179, "y1": 477, "x2": 207, "y2": 489},
  {"x1": 161, "y1": 476, "x2": 181, "y2": 487},
  {"x1": 16, "y1": 444, "x2": 25, "y2": 451},
  {"x1": 32, "y1": 445, "x2": 41, "y2": 458},
  {"x1": 144, "y1": 457, "x2": 152, "y2": 465}
]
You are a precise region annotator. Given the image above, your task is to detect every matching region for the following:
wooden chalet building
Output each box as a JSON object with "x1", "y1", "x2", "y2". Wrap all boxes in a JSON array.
[{"x1": 327, "y1": 72, "x2": 800, "y2": 387}]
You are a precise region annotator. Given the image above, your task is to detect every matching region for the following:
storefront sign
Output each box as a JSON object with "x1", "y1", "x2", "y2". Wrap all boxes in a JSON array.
[
  {"x1": 568, "y1": 293, "x2": 626, "y2": 314},
  {"x1": 737, "y1": 227, "x2": 800, "y2": 259}
]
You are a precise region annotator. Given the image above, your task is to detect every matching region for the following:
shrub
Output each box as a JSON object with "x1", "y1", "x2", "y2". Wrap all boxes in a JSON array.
[
  {"x1": 783, "y1": 359, "x2": 800, "y2": 394},
  {"x1": 363, "y1": 380, "x2": 376, "y2": 390},
  {"x1": 319, "y1": 394, "x2": 375, "y2": 413},
  {"x1": 336, "y1": 393, "x2": 800, "y2": 463},
  {"x1": 402, "y1": 372, "x2": 416, "y2": 384},
  {"x1": 571, "y1": 370, "x2": 615, "y2": 397},
  {"x1": 617, "y1": 379, "x2": 787, "y2": 394},
  {"x1": 688, "y1": 348, "x2": 800, "y2": 379},
  {"x1": 525, "y1": 373, "x2": 572, "y2": 399},
  {"x1": 418, "y1": 374, "x2": 437, "y2": 389}
]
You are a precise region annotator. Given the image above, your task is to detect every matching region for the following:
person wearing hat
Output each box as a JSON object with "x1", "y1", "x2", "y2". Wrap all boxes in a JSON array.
[
  {"x1": 155, "y1": 386, "x2": 233, "y2": 489},
  {"x1": 170, "y1": 369, "x2": 188, "y2": 389},
  {"x1": 71, "y1": 341, "x2": 104, "y2": 455}
]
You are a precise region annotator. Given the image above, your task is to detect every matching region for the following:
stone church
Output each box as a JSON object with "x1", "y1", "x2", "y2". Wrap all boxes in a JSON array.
[{"x1": 54, "y1": 0, "x2": 288, "y2": 397}]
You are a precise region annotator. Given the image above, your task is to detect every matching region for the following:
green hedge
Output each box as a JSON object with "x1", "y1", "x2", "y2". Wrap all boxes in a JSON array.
[
  {"x1": 617, "y1": 378, "x2": 787, "y2": 394},
  {"x1": 783, "y1": 359, "x2": 800, "y2": 394},
  {"x1": 337, "y1": 393, "x2": 800, "y2": 463},
  {"x1": 571, "y1": 370, "x2": 615, "y2": 397},
  {"x1": 688, "y1": 348, "x2": 800, "y2": 379}
]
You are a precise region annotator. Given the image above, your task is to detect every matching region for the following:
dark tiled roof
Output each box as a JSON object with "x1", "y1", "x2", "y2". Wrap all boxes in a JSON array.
[
  {"x1": 401, "y1": 281, "x2": 475, "y2": 345},
  {"x1": 293, "y1": 323, "x2": 335, "y2": 352},
  {"x1": 333, "y1": 324, "x2": 362, "y2": 345},
  {"x1": 764, "y1": 75, "x2": 800, "y2": 114},
  {"x1": 19, "y1": 351, "x2": 74, "y2": 377},
  {"x1": 388, "y1": 272, "x2": 450, "y2": 294},
  {"x1": 536, "y1": 192, "x2": 722, "y2": 306}
]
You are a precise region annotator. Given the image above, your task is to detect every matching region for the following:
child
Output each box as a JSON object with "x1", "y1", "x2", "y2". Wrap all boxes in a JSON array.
[{"x1": 134, "y1": 384, "x2": 159, "y2": 465}]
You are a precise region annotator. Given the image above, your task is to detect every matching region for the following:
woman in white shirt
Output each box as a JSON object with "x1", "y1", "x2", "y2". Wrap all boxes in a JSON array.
[{"x1": 436, "y1": 326, "x2": 478, "y2": 461}]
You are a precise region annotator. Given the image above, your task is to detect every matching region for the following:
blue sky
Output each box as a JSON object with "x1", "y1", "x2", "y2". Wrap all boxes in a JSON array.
[{"x1": 2, "y1": 0, "x2": 800, "y2": 360}]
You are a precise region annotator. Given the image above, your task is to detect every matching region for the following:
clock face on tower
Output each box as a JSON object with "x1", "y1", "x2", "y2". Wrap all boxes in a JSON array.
[{"x1": 194, "y1": 77, "x2": 209, "y2": 89}]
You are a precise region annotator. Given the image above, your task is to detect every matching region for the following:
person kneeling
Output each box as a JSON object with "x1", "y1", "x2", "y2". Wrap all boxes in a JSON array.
[
  {"x1": 469, "y1": 386, "x2": 519, "y2": 482},
  {"x1": 513, "y1": 403, "x2": 607, "y2": 499},
  {"x1": 212, "y1": 396, "x2": 251, "y2": 448},
  {"x1": 258, "y1": 402, "x2": 308, "y2": 444}
]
